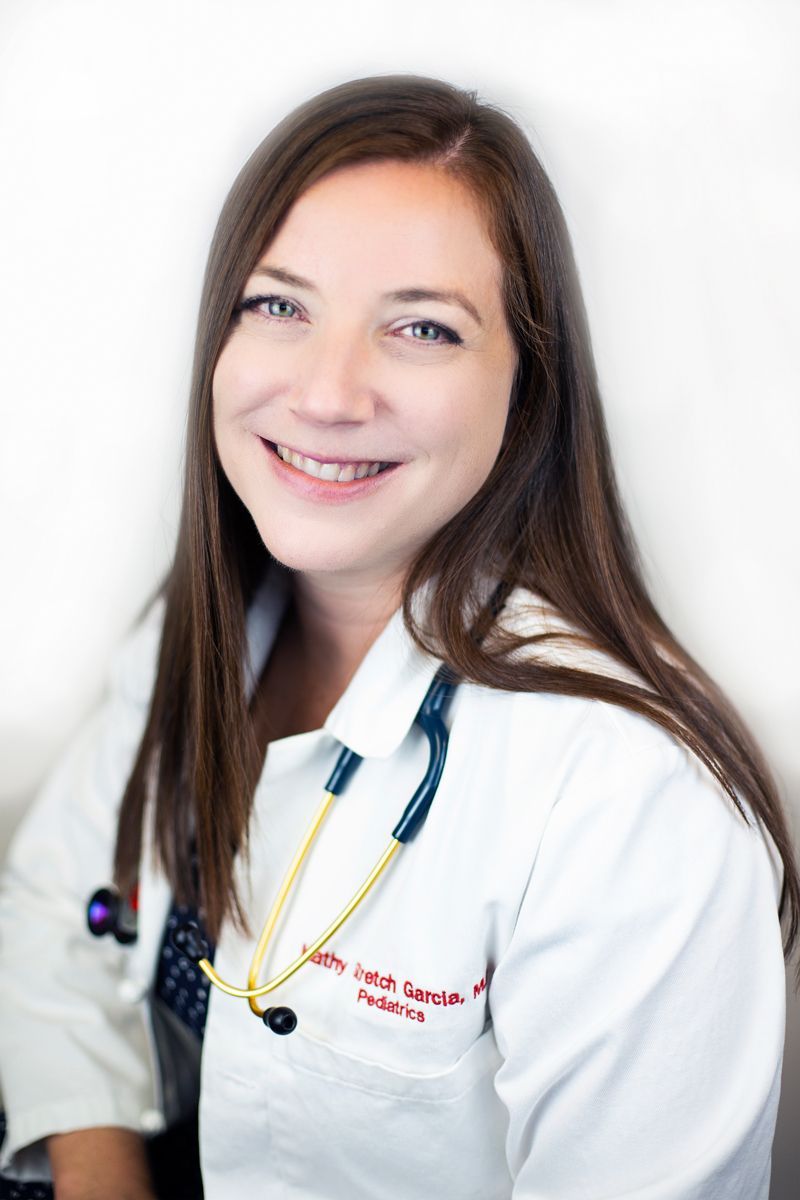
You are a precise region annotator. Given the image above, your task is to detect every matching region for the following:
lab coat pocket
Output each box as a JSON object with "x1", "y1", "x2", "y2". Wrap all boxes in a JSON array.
[{"x1": 265, "y1": 1026, "x2": 513, "y2": 1199}]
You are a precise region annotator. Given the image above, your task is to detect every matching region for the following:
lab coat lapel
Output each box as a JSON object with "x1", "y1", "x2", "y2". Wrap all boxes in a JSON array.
[{"x1": 322, "y1": 598, "x2": 443, "y2": 760}]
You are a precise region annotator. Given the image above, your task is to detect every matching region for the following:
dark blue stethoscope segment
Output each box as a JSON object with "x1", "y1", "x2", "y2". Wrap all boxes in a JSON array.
[
  {"x1": 319, "y1": 664, "x2": 458, "y2": 843},
  {"x1": 393, "y1": 666, "x2": 457, "y2": 842},
  {"x1": 324, "y1": 746, "x2": 364, "y2": 795}
]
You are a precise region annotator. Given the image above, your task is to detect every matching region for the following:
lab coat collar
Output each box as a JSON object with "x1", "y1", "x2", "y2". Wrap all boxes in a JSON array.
[
  {"x1": 323, "y1": 591, "x2": 442, "y2": 760},
  {"x1": 243, "y1": 563, "x2": 443, "y2": 760},
  {"x1": 243, "y1": 571, "x2": 645, "y2": 762}
]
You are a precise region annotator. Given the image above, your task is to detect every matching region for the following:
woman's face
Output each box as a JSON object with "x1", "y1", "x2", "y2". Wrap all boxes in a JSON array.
[{"x1": 212, "y1": 159, "x2": 518, "y2": 592}]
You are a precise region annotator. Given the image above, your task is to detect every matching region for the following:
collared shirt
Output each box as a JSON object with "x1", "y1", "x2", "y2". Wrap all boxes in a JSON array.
[{"x1": 0, "y1": 572, "x2": 786, "y2": 1198}]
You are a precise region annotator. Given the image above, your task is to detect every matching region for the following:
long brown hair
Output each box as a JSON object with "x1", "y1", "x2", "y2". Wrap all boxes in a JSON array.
[{"x1": 114, "y1": 73, "x2": 799, "y2": 960}]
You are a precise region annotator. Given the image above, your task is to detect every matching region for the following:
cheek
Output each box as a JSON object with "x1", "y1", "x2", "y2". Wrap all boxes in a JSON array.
[
  {"x1": 211, "y1": 352, "x2": 259, "y2": 475},
  {"x1": 212, "y1": 337, "x2": 279, "y2": 427},
  {"x1": 430, "y1": 385, "x2": 510, "y2": 481},
  {"x1": 211, "y1": 348, "x2": 241, "y2": 434}
]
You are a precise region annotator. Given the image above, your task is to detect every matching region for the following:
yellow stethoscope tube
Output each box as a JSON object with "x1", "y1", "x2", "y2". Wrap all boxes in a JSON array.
[
  {"x1": 185, "y1": 665, "x2": 457, "y2": 1021},
  {"x1": 195, "y1": 787, "x2": 402, "y2": 1015}
]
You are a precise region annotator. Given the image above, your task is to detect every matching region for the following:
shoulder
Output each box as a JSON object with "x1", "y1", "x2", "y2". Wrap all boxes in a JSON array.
[
  {"x1": 106, "y1": 593, "x2": 166, "y2": 710},
  {"x1": 487, "y1": 587, "x2": 714, "y2": 796},
  {"x1": 493, "y1": 585, "x2": 651, "y2": 686},
  {"x1": 0, "y1": 596, "x2": 169, "y2": 918},
  {"x1": 507, "y1": 699, "x2": 784, "y2": 952},
  {"x1": 466, "y1": 584, "x2": 682, "y2": 787},
  {"x1": 487, "y1": 688, "x2": 784, "y2": 990},
  {"x1": 463, "y1": 587, "x2": 782, "y2": 907}
]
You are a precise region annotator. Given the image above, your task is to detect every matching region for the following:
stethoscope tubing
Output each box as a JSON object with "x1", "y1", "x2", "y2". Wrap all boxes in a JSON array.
[
  {"x1": 229, "y1": 663, "x2": 458, "y2": 1012},
  {"x1": 88, "y1": 663, "x2": 460, "y2": 1026}
]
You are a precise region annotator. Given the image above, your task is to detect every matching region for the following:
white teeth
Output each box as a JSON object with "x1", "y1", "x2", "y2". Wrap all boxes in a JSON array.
[{"x1": 274, "y1": 444, "x2": 389, "y2": 483}]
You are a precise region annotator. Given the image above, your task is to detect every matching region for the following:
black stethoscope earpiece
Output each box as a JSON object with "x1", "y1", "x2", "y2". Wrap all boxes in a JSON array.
[{"x1": 262, "y1": 1006, "x2": 297, "y2": 1035}]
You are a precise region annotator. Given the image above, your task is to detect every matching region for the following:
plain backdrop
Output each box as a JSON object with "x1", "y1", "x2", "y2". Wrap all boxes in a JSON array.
[{"x1": 1, "y1": 0, "x2": 798, "y2": 1193}]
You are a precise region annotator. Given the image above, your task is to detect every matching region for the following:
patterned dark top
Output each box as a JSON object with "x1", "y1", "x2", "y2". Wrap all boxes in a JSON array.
[{"x1": 155, "y1": 903, "x2": 214, "y2": 1040}]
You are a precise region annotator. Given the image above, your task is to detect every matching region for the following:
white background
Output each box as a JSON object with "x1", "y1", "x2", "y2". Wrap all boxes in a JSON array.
[{"x1": 1, "y1": 0, "x2": 798, "y2": 1192}]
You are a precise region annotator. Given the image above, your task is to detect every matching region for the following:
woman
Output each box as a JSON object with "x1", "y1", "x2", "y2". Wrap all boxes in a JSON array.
[{"x1": 0, "y1": 73, "x2": 795, "y2": 1199}]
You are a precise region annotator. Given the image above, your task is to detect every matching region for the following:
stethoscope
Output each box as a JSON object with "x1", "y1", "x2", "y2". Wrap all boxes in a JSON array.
[{"x1": 87, "y1": 663, "x2": 459, "y2": 1036}]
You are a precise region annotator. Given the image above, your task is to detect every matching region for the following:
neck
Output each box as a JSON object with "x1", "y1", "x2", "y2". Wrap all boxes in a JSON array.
[{"x1": 287, "y1": 568, "x2": 405, "y2": 684}]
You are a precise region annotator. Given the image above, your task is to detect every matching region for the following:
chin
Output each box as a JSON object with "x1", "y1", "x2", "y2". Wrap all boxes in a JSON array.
[{"x1": 254, "y1": 525, "x2": 380, "y2": 578}]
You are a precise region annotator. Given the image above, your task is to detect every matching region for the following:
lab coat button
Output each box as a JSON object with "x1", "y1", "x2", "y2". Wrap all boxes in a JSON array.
[
  {"x1": 140, "y1": 1108, "x2": 166, "y2": 1134},
  {"x1": 117, "y1": 978, "x2": 145, "y2": 1003}
]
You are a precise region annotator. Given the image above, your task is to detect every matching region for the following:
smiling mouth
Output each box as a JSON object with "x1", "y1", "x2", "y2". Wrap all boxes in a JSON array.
[{"x1": 264, "y1": 440, "x2": 395, "y2": 483}]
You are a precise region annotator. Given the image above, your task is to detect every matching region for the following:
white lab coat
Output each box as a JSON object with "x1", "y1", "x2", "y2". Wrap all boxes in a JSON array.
[{"x1": 0, "y1": 569, "x2": 786, "y2": 1199}]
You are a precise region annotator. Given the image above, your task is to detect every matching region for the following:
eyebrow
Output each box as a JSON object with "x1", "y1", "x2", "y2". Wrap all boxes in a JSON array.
[{"x1": 248, "y1": 265, "x2": 484, "y2": 328}]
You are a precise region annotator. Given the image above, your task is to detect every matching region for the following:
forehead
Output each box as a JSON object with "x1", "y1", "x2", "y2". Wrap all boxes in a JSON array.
[{"x1": 261, "y1": 160, "x2": 504, "y2": 296}]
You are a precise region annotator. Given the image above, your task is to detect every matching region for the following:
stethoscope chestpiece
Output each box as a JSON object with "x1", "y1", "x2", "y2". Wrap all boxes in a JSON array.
[
  {"x1": 263, "y1": 1006, "x2": 297, "y2": 1035},
  {"x1": 87, "y1": 886, "x2": 138, "y2": 945}
]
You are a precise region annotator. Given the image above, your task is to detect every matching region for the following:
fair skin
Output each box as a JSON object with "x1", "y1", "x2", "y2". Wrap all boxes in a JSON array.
[
  {"x1": 213, "y1": 159, "x2": 518, "y2": 732},
  {"x1": 46, "y1": 159, "x2": 517, "y2": 1194}
]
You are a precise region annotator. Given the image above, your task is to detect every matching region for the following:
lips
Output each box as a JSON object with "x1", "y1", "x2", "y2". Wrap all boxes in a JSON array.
[
  {"x1": 271, "y1": 442, "x2": 390, "y2": 483},
  {"x1": 261, "y1": 440, "x2": 396, "y2": 483}
]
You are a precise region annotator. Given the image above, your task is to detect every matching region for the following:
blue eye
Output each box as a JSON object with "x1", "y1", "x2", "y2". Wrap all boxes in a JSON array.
[
  {"x1": 234, "y1": 294, "x2": 463, "y2": 347},
  {"x1": 236, "y1": 294, "x2": 299, "y2": 320},
  {"x1": 401, "y1": 320, "x2": 461, "y2": 346},
  {"x1": 265, "y1": 298, "x2": 297, "y2": 318}
]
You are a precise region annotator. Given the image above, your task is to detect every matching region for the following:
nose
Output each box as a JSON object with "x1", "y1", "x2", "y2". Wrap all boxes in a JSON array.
[{"x1": 289, "y1": 324, "x2": 376, "y2": 427}]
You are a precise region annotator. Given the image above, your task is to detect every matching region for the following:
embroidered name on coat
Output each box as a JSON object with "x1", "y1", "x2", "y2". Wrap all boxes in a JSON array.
[{"x1": 301, "y1": 944, "x2": 489, "y2": 1025}]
